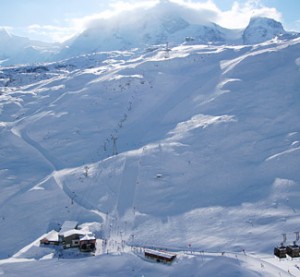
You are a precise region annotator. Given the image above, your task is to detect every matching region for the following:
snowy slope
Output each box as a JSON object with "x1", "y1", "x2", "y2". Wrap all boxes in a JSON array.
[{"x1": 0, "y1": 33, "x2": 300, "y2": 276}]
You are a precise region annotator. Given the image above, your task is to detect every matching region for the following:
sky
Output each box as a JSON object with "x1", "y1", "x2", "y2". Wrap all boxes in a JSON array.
[{"x1": 0, "y1": 0, "x2": 299, "y2": 43}]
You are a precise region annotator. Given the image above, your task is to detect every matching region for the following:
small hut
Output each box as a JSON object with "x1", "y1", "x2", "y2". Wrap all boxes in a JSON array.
[{"x1": 144, "y1": 248, "x2": 176, "y2": 263}]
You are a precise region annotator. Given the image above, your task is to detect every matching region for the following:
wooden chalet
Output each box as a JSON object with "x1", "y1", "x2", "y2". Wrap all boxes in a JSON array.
[
  {"x1": 144, "y1": 248, "x2": 176, "y2": 263},
  {"x1": 79, "y1": 234, "x2": 96, "y2": 252}
]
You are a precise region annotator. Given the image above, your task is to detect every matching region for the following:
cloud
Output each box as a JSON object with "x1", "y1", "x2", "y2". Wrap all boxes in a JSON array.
[
  {"x1": 69, "y1": 0, "x2": 159, "y2": 31},
  {"x1": 65, "y1": 0, "x2": 219, "y2": 37},
  {"x1": 289, "y1": 19, "x2": 300, "y2": 32},
  {"x1": 217, "y1": 0, "x2": 282, "y2": 29},
  {"x1": 0, "y1": 26, "x2": 14, "y2": 33},
  {"x1": 27, "y1": 24, "x2": 77, "y2": 42},
  {"x1": 69, "y1": 0, "x2": 282, "y2": 32},
  {"x1": 10, "y1": 0, "x2": 284, "y2": 43},
  {"x1": 157, "y1": 0, "x2": 282, "y2": 28}
]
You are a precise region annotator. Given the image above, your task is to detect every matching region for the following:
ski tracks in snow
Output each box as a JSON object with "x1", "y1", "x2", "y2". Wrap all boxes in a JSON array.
[
  {"x1": 9, "y1": 116, "x2": 107, "y2": 220},
  {"x1": 116, "y1": 156, "x2": 139, "y2": 217},
  {"x1": 53, "y1": 171, "x2": 107, "y2": 220}
]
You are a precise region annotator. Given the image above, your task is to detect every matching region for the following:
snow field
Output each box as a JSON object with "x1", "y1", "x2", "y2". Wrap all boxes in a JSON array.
[{"x1": 0, "y1": 37, "x2": 300, "y2": 276}]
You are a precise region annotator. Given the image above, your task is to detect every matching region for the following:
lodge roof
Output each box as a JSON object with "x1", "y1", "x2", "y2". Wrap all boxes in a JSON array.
[
  {"x1": 62, "y1": 229, "x2": 91, "y2": 238},
  {"x1": 59, "y1": 221, "x2": 79, "y2": 235},
  {"x1": 80, "y1": 234, "x2": 96, "y2": 241},
  {"x1": 144, "y1": 248, "x2": 176, "y2": 260},
  {"x1": 41, "y1": 230, "x2": 59, "y2": 242}
]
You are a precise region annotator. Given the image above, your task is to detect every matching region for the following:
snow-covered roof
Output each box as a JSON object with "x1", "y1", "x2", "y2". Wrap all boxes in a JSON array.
[
  {"x1": 62, "y1": 229, "x2": 91, "y2": 238},
  {"x1": 144, "y1": 248, "x2": 176, "y2": 259},
  {"x1": 59, "y1": 221, "x2": 78, "y2": 235},
  {"x1": 42, "y1": 230, "x2": 59, "y2": 241},
  {"x1": 80, "y1": 234, "x2": 96, "y2": 241}
]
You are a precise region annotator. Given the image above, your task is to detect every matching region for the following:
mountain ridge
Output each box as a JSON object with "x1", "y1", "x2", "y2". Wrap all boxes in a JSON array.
[{"x1": 1, "y1": 13, "x2": 298, "y2": 67}]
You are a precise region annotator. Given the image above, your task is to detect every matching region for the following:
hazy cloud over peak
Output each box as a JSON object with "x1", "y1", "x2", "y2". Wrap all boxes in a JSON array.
[
  {"x1": 2, "y1": 0, "x2": 283, "y2": 43},
  {"x1": 73, "y1": 0, "x2": 282, "y2": 32}
]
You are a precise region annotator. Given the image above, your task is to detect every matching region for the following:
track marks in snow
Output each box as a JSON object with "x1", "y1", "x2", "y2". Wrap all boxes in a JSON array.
[
  {"x1": 266, "y1": 146, "x2": 300, "y2": 161},
  {"x1": 52, "y1": 170, "x2": 107, "y2": 221},
  {"x1": 21, "y1": 130, "x2": 64, "y2": 171},
  {"x1": 116, "y1": 156, "x2": 139, "y2": 217}
]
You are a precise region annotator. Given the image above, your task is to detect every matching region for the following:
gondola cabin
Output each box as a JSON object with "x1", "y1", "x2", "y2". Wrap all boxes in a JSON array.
[
  {"x1": 286, "y1": 244, "x2": 300, "y2": 258},
  {"x1": 274, "y1": 246, "x2": 287, "y2": 258},
  {"x1": 144, "y1": 248, "x2": 176, "y2": 264}
]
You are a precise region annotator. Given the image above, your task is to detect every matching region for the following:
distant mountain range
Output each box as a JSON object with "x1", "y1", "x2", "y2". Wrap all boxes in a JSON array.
[
  {"x1": 0, "y1": 29, "x2": 59, "y2": 66},
  {"x1": 0, "y1": 9, "x2": 299, "y2": 67}
]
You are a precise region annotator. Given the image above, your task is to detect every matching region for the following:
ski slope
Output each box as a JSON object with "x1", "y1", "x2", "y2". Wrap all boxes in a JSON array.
[{"x1": 0, "y1": 35, "x2": 300, "y2": 276}]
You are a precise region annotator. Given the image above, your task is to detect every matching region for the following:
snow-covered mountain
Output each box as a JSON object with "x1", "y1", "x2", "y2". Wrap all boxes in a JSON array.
[
  {"x1": 59, "y1": 0, "x2": 231, "y2": 58},
  {"x1": 1, "y1": 1, "x2": 300, "y2": 275},
  {"x1": 58, "y1": 1, "x2": 295, "y2": 60},
  {"x1": 242, "y1": 17, "x2": 287, "y2": 44},
  {"x1": 0, "y1": 29, "x2": 59, "y2": 67},
  {"x1": 1, "y1": 25, "x2": 300, "y2": 275},
  {"x1": 1, "y1": 0, "x2": 298, "y2": 66}
]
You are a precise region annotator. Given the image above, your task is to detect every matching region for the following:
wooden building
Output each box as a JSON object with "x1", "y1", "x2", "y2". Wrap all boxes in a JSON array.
[
  {"x1": 144, "y1": 248, "x2": 176, "y2": 263},
  {"x1": 40, "y1": 220, "x2": 97, "y2": 252},
  {"x1": 61, "y1": 229, "x2": 90, "y2": 248},
  {"x1": 79, "y1": 234, "x2": 96, "y2": 252}
]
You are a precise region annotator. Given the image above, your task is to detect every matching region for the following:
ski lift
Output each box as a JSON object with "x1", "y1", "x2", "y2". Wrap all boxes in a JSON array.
[
  {"x1": 274, "y1": 233, "x2": 287, "y2": 259},
  {"x1": 164, "y1": 42, "x2": 171, "y2": 58},
  {"x1": 287, "y1": 232, "x2": 300, "y2": 258}
]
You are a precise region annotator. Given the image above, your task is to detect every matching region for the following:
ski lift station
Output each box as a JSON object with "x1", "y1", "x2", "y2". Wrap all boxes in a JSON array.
[{"x1": 40, "y1": 221, "x2": 96, "y2": 253}]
